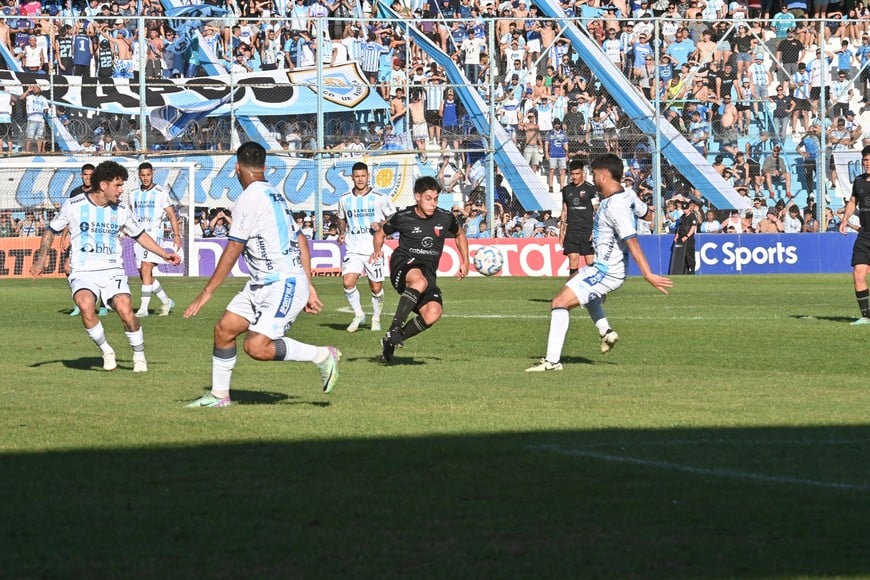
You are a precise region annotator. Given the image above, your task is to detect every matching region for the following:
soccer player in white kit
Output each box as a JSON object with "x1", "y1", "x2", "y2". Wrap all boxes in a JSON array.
[
  {"x1": 31, "y1": 161, "x2": 181, "y2": 372},
  {"x1": 526, "y1": 154, "x2": 673, "y2": 372},
  {"x1": 336, "y1": 161, "x2": 396, "y2": 332},
  {"x1": 183, "y1": 142, "x2": 341, "y2": 408},
  {"x1": 130, "y1": 162, "x2": 182, "y2": 317}
]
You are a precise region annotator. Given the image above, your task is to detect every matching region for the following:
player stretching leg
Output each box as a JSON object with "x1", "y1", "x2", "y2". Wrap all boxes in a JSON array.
[
  {"x1": 527, "y1": 154, "x2": 672, "y2": 371},
  {"x1": 183, "y1": 142, "x2": 340, "y2": 407},
  {"x1": 31, "y1": 161, "x2": 181, "y2": 372},
  {"x1": 130, "y1": 162, "x2": 182, "y2": 317},
  {"x1": 372, "y1": 176, "x2": 469, "y2": 363},
  {"x1": 337, "y1": 162, "x2": 396, "y2": 332}
]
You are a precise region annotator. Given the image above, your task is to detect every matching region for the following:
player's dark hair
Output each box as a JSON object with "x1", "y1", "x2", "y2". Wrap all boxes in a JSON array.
[
  {"x1": 569, "y1": 159, "x2": 585, "y2": 172},
  {"x1": 352, "y1": 161, "x2": 368, "y2": 172},
  {"x1": 92, "y1": 161, "x2": 129, "y2": 187},
  {"x1": 138, "y1": 162, "x2": 153, "y2": 172},
  {"x1": 591, "y1": 154, "x2": 624, "y2": 182},
  {"x1": 863, "y1": 145, "x2": 870, "y2": 157},
  {"x1": 414, "y1": 176, "x2": 441, "y2": 195},
  {"x1": 81, "y1": 163, "x2": 95, "y2": 172},
  {"x1": 237, "y1": 141, "x2": 267, "y2": 168}
]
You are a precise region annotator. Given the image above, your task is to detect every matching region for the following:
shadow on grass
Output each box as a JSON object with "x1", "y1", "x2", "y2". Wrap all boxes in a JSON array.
[
  {"x1": 791, "y1": 314, "x2": 859, "y2": 324},
  {"x1": 1, "y1": 426, "x2": 867, "y2": 578}
]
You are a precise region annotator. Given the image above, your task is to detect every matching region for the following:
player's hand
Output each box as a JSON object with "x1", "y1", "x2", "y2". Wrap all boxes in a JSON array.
[
  {"x1": 337, "y1": 233, "x2": 345, "y2": 245},
  {"x1": 30, "y1": 262, "x2": 44, "y2": 279},
  {"x1": 305, "y1": 285, "x2": 323, "y2": 314},
  {"x1": 183, "y1": 289, "x2": 213, "y2": 318},
  {"x1": 838, "y1": 221, "x2": 849, "y2": 235},
  {"x1": 369, "y1": 250, "x2": 383, "y2": 264},
  {"x1": 164, "y1": 252, "x2": 182, "y2": 265},
  {"x1": 646, "y1": 274, "x2": 673, "y2": 295},
  {"x1": 457, "y1": 261, "x2": 469, "y2": 280}
]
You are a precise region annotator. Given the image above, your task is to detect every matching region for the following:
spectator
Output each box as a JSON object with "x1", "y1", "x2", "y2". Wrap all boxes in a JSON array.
[
  {"x1": 700, "y1": 209, "x2": 723, "y2": 233},
  {"x1": 546, "y1": 118, "x2": 568, "y2": 191},
  {"x1": 0, "y1": 210, "x2": 16, "y2": 237},
  {"x1": 762, "y1": 144, "x2": 793, "y2": 199},
  {"x1": 782, "y1": 201, "x2": 803, "y2": 232},
  {"x1": 802, "y1": 208, "x2": 819, "y2": 232},
  {"x1": 23, "y1": 85, "x2": 48, "y2": 154},
  {"x1": 796, "y1": 123, "x2": 821, "y2": 196},
  {"x1": 209, "y1": 209, "x2": 232, "y2": 237},
  {"x1": 15, "y1": 209, "x2": 44, "y2": 237},
  {"x1": 757, "y1": 207, "x2": 784, "y2": 232}
]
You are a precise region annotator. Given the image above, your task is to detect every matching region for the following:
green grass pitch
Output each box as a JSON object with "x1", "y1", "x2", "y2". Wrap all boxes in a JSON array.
[{"x1": 1, "y1": 274, "x2": 868, "y2": 578}]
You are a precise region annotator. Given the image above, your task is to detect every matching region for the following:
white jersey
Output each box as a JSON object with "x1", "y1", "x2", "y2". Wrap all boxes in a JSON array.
[
  {"x1": 336, "y1": 189, "x2": 396, "y2": 255},
  {"x1": 229, "y1": 180, "x2": 305, "y2": 285},
  {"x1": 129, "y1": 184, "x2": 173, "y2": 239},
  {"x1": 592, "y1": 190, "x2": 638, "y2": 279},
  {"x1": 49, "y1": 194, "x2": 144, "y2": 273}
]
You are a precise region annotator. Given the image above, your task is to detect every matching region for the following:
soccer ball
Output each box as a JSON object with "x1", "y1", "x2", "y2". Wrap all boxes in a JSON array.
[{"x1": 473, "y1": 245, "x2": 504, "y2": 276}]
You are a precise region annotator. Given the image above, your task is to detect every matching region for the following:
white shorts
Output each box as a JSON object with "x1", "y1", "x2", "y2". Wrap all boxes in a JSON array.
[
  {"x1": 226, "y1": 276, "x2": 309, "y2": 339},
  {"x1": 412, "y1": 122, "x2": 428, "y2": 139},
  {"x1": 565, "y1": 264, "x2": 624, "y2": 306},
  {"x1": 69, "y1": 268, "x2": 130, "y2": 307},
  {"x1": 342, "y1": 252, "x2": 385, "y2": 282},
  {"x1": 135, "y1": 242, "x2": 168, "y2": 266},
  {"x1": 550, "y1": 157, "x2": 567, "y2": 170},
  {"x1": 527, "y1": 39, "x2": 541, "y2": 54}
]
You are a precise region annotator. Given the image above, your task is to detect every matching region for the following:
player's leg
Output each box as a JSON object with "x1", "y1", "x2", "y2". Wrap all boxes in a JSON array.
[
  {"x1": 342, "y1": 257, "x2": 365, "y2": 332},
  {"x1": 850, "y1": 253, "x2": 870, "y2": 323},
  {"x1": 105, "y1": 274, "x2": 148, "y2": 372},
  {"x1": 70, "y1": 275, "x2": 116, "y2": 370},
  {"x1": 388, "y1": 265, "x2": 429, "y2": 337},
  {"x1": 526, "y1": 283, "x2": 580, "y2": 372},
  {"x1": 241, "y1": 278, "x2": 340, "y2": 392},
  {"x1": 365, "y1": 256, "x2": 387, "y2": 332},
  {"x1": 136, "y1": 256, "x2": 155, "y2": 316}
]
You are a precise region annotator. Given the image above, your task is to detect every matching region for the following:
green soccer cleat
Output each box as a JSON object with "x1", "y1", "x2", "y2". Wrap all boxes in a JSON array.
[
  {"x1": 69, "y1": 306, "x2": 81, "y2": 316},
  {"x1": 316, "y1": 346, "x2": 341, "y2": 393},
  {"x1": 851, "y1": 317, "x2": 870, "y2": 326},
  {"x1": 98, "y1": 306, "x2": 108, "y2": 317},
  {"x1": 185, "y1": 392, "x2": 231, "y2": 408}
]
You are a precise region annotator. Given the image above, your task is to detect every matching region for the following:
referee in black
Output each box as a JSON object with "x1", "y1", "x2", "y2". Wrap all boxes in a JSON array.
[
  {"x1": 560, "y1": 159, "x2": 598, "y2": 277},
  {"x1": 371, "y1": 176, "x2": 470, "y2": 363},
  {"x1": 840, "y1": 145, "x2": 870, "y2": 325}
]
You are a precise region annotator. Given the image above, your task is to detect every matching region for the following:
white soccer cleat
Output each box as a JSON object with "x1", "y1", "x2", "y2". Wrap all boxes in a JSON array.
[
  {"x1": 525, "y1": 358, "x2": 563, "y2": 372},
  {"x1": 102, "y1": 350, "x2": 117, "y2": 371},
  {"x1": 159, "y1": 299, "x2": 175, "y2": 316},
  {"x1": 135, "y1": 309, "x2": 149, "y2": 318},
  {"x1": 371, "y1": 318, "x2": 382, "y2": 332},
  {"x1": 132, "y1": 352, "x2": 147, "y2": 373},
  {"x1": 600, "y1": 330, "x2": 619, "y2": 354},
  {"x1": 346, "y1": 312, "x2": 366, "y2": 333}
]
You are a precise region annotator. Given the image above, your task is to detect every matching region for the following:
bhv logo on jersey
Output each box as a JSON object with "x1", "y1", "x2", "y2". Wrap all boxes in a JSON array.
[{"x1": 699, "y1": 241, "x2": 798, "y2": 271}]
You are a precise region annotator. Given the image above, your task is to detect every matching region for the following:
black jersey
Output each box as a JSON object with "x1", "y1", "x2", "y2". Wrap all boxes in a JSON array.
[
  {"x1": 69, "y1": 185, "x2": 91, "y2": 198},
  {"x1": 383, "y1": 205, "x2": 460, "y2": 272},
  {"x1": 851, "y1": 173, "x2": 870, "y2": 235},
  {"x1": 561, "y1": 181, "x2": 597, "y2": 233}
]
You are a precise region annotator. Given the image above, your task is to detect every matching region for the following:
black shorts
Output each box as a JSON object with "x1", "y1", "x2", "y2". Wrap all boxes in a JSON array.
[
  {"x1": 563, "y1": 230, "x2": 593, "y2": 256},
  {"x1": 793, "y1": 98, "x2": 812, "y2": 111},
  {"x1": 851, "y1": 234, "x2": 870, "y2": 267},
  {"x1": 389, "y1": 256, "x2": 443, "y2": 311},
  {"x1": 809, "y1": 87, "x2": 828, "y2": 101},
  {"x1": 425, "y1": 110, "x2": 441, "y2": 126}
]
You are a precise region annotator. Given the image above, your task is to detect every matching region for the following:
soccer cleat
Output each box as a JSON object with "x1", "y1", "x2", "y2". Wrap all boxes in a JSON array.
[
  {"x1": 135, "y1": 309, "x2": 149, "y2": 318},
  {"x1": 132, "y1": 352, "x2": 147, "y2": 373},
  {"x1": 850, "y1": 317, "x2": 870, "y2": 325},
  {"x1": 98, "y1": 306, "x2": 108, "y2": 317},
  {"x1": 316, "y1": 346, "x2": 341, "y2": 393},
  {"x1": 526, "y1": 358, "x2": 563, "y2": 372},
  {"x1": 102, "y1": 350, "x2": 117, "y2": 371},
  {"x1": 346, "y1": 312, "x2": 366, "y2": 333},
  {"x1": 600, "y1": 330, "x2": 619, "y2": 354},
  {"x1": 381, "y1": 336, "x2": 396, "y2": 363},
  {"x1": 159, "y1": 299, "x2": 175, "y2": 316},
  {"x1": 185, "y1": 392, "x2": 232, "y2": 408},
  {"x1": 371, "y1": 318, "x2": 382, "y2": 332},
  {"x1": 69, "y1": 306, "x2": 81, "y2": 316}
]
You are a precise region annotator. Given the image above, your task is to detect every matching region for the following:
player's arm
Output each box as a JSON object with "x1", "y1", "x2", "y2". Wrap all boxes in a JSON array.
[
  {"x1": 164, "y1": 204, "x2": 183, "y2": 250},
  {"x1": 133, "y1": 231, "x2": 181, "y2": 264},
  {"x1": 371, "y1": 225, "x2": 386, "y2": 263},
  {"x1": 625, "y1": 236, "x2": 672, "y2": 294},
  {"x1": 297, "y1": 229, "x2": 323, "y2": 314},
  {"x1": 454, "y1": 226, "x2": 470, "y2": 280},
  {"x1": 183, "y1": 239, "x2": 244, "y2": 318},
  {"x1": 30, "y1": 227, "x2": 57, "y2": 278},
  {"x1": 839, "y1": 195, "x2": 857, "y2": 235},
  {"x1": 559, "y1": 201, "x2": 568, "y2": 243}
]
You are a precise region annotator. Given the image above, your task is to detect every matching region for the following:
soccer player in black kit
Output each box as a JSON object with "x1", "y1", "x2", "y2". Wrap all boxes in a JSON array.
[
  {"x1": 560, "y1": 159, "x2": 598, "y2": 277},
  {"x1": 840, "y1": 145, "x2": 870, "y2": 325},
  {"x1": 371, "y1": 176, "x2": 470, "y2": 362}
]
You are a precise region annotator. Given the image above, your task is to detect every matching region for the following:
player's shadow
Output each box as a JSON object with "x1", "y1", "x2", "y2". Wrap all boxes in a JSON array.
[
  {"x1": 790, "y1": 315, "x2": 858, "y2": 324},
  {"x1": 372, "y1": 355, "x2": 431, "y2": 366},
  {"x1": 531, "y1": 355, "x2": 597, "y2": 366},
  {"x1": 29, "y1": 357, "x2": 106, "y2": 371},
  {"x1": 527, "y1": 298, "x2": 553, "y2": 304}
]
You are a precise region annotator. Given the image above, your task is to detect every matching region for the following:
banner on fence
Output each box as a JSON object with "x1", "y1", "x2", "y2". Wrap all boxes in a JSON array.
[{"x1": 4, "y1": 234, "x2": 855, "y2": 279}]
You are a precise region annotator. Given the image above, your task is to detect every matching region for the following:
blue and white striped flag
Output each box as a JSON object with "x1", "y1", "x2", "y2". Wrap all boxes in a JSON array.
[{"x1": 149, "y1": 92, "x2": 234, "y2": 140}]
